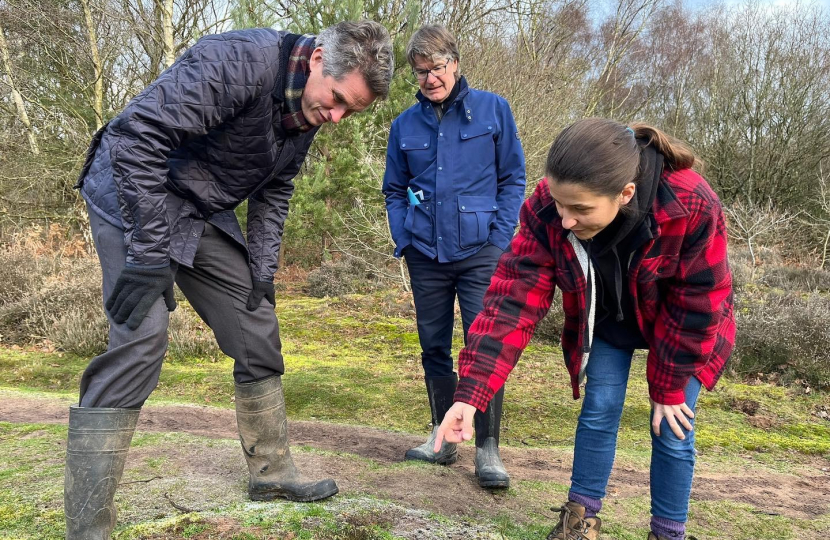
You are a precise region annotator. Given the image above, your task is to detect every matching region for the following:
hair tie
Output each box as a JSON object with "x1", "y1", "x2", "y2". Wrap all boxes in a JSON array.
[{"x1": 625, "y1": 127, "x2": 635, "y2": 135}]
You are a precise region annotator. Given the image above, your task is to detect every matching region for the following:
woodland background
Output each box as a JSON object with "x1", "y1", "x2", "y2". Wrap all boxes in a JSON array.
[
  {"x1": 1, "y1": 0, "x2": 830, "y2": 388},
  {"x1": 1, "y1": 2, "x2": 830, "y2": 538}
]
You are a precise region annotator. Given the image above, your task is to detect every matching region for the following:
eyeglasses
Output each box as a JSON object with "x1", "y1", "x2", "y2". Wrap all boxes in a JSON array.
[{"x1": 412, "y1": 63, "x2": 449, "y2": 81}]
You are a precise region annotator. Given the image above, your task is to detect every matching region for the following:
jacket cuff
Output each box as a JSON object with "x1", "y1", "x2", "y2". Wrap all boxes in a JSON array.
[
  {"x1": 393, "y1": 237, "x2": 412, "y2": 258},
  {"x1": 453, "y1": 377, "x2": 494, "y2": 413},
  {"x1": 125, "y1": 254, "x2": 170, "y2": 269},
  {"x1": 649, "y1": 385, "x2": 687, "y2": 406},
  {"x1": 487, "y1": 230, "x2": 512, "y2": 251},
  {"x1": 124, "y1": 262, "x2": 170, "y2": 270}
]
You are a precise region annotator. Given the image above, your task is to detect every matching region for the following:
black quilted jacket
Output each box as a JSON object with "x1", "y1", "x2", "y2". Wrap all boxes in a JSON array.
[{"x1": 77, "y1": 29, "x2": 318, "y2": 282}]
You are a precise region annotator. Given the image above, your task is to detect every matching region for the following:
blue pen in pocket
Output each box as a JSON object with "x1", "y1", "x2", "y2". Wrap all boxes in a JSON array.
[{"x1": 407, "y1": 187, "x2": 421, "y2": 206}]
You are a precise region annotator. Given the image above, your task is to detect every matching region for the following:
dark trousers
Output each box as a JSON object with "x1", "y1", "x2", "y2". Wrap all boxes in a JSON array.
[
  {"x1": 404, "y1": 244, "x2": 502, "y2": 377},
  {"x1": 80, "y1": 207, "x2": 284, "y2": 408}
]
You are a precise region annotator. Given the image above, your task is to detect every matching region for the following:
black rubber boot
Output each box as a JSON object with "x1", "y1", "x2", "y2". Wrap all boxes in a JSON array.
[
  {"x1": 235, "y1": 376, "x2": 338, "y2": 502},
  {"x1": 474, "y1": 387, "x2": 509, "y2": 488},
  {"x1": 64, "y1": 406, "x2": 140, "y2": 540},
  {"x1": 404, "y1": 374, "x2": 458, "y2": 465}
]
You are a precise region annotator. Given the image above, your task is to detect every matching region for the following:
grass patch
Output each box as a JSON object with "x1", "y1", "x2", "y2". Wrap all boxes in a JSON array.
[
  {"x1": 0, "y1": 418, "x2": 827, "y2": 539},
  {"x1": 1, "y1": 291, "x2": 829, "y2": 465},
  {"x1": 0, "y1": 423, "x2": 69, "y2": 540}
]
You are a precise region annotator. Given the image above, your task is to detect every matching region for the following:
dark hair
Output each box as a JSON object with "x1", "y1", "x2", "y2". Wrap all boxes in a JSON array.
[
  {"x1": 544, "y1": 118, "x2": 699, "y2": 198},
  {"x1": 317, "y1": 20, "x2": 394, "y2": 99},
  {"x1": 406, "y1": 25, "x2": 461, "y2": 81}
]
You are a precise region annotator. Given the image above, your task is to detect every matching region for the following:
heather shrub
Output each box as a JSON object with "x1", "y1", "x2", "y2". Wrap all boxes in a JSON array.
[
  {"x1": 759, "y1": 266, "x2": 830, "y2": 292},
  {"x1": 50, "y1": 306, "x2": 109, "y2": 357},
  {"x1": 732, "y1": 287, "x2": 830, "y2": 389},
  {"x1": 0, "y1": 247, "x2": 103, "y2": 351},
  {"x1": 305, "y1": 256, "x2": 385, "y2": 298},
  {"x1": 533, "y1": 293, "x2": 566, "y2": 345},
  {"x1": 0, "y1": 231, "x2": 225, "y2": 361},
  {"x1": 167, "y1": 305, "x2": 224, "y2": 362}
]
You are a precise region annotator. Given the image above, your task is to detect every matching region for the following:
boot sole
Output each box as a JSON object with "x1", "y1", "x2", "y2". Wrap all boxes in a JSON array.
[
  {"x1": 475, "y1": 468, "x2": 510, "y2": 489},
  {"x1": 477, "y1": 477, "x2": 510, "y2": 489},
  {"x1": 404, "y1": 453, "x2": 458, "y2": 466},
  {"x1": 249, "y1": 485, "x2": 339, "y2": 503}
]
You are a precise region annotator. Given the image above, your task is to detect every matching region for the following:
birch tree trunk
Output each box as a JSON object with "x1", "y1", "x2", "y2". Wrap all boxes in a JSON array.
[
  {"x1": 0, "y1": 24, "x2": 39, "y2": 155},
  {"x1": 162, "y1": 0, "x2": 175, "y2": 68},
  {"x1": 79, "y1": 0, "x2": 104, "y2": 130}
]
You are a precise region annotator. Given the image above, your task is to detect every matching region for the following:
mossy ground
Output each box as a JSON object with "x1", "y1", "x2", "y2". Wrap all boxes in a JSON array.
[{"x1": 0, "y1": 291, "x2": 828, "y2": 539}]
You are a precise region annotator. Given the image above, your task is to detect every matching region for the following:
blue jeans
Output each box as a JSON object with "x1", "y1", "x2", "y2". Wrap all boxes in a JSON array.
[{"x1": 570, "y1": 338, "x2": 702, "y2": 522}]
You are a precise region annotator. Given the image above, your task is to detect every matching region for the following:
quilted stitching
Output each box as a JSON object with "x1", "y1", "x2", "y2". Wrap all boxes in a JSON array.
[{"x1": 79, "y1": 29, "x2": 317, "y2": 280}]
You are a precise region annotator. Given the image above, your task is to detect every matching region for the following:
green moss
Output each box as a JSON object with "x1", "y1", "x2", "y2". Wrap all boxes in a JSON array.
[
  {"x1": 1, "y1": 289, "x2": 829, "y2": 463},
  {"x1": 0, "y1": 420, "x2": 827, "y2": 540},
  {"x1": 0, "y1": 424, "x2": 67, "y2": 539},
  {"x1": 0, "y1": 290, "x2": 829, "y2": 539}
]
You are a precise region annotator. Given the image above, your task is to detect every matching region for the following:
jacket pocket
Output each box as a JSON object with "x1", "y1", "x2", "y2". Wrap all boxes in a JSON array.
[
  {"x1": 400, "y1": 136, "x2": 433, "y2": 176},
  {"x1": 458, "y1": 195, "x2": 497, "y2": 248},
  {"x1": 400, "y1": 136, "x2": 431, "y2": 151},
  {"x1": 459, "y1": 123, "x2": 495, "y2": 142},
  {"x1": 636, "y1": 254, "x2": 680, "y2": 283},
  {"x1": 459, "y1": 123, "x2": 496, "y2": 158},
  {"x1": 404, "y1": 199, "x2": 435, "y2": 247}
]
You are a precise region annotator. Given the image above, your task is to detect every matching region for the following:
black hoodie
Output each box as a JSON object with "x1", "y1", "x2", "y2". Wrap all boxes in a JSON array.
[
  {"x1": 429, "y1": 76, "x2": 464, "y2": 122},
  {"x1": 578, "y1": 143, "x2": 664, "y2": 350}
]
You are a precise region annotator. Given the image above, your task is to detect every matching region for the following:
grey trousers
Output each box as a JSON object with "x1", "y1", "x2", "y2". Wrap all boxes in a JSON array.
[{"x1": 80, "y1": 208, "x2": 284, "y2": 408}]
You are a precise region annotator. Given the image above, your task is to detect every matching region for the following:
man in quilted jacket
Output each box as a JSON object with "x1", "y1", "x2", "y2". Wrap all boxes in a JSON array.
[{"x1": 67, "y1": 21, "x2": 393, "y2": 539}]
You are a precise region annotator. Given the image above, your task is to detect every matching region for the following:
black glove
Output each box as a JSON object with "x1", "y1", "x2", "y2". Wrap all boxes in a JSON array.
[
  {"x1": 246, "y1": 280, "x2": 276, "y2": 311},
  {"x1": 105, "y1": 266, "x2": 176, "y2": 330}
]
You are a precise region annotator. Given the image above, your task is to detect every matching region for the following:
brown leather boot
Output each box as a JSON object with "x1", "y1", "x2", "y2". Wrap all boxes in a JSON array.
[{"x1": 547, "y1": 501, "x2": 601, "y2": 540}]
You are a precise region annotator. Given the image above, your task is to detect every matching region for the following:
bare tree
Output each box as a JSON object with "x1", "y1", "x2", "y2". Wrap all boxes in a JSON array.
[
  {"x1": 799, "y1": 163, "x2": 830, "y2": 269},
  {"x1": 333, "y1": 198, "x2": 410, "y2": 291},
  {"x1": 689, "y1": 4, "x2": 830, "y2": 207},
  {"x1": 725, "y1": 200, "x2": 798, "y2": 277},
  {"x1": 118, "y1": 0, "x2": 230, "y2": 87},
  {"x1": 162, "y1": 0, "x2": 175, "y2": 68},
  {"x1": 465, "y1": 0, "x2": 592, "y2": 179},
  {"x1": 0, "y1": 23, "x2": 38, "y2": 154},
  {"x1": 583, "y1": 0, "x2": 663, "y2": 117},
  {"x1": 79, "y1": 0, "x2": 104, "y2": 129}
]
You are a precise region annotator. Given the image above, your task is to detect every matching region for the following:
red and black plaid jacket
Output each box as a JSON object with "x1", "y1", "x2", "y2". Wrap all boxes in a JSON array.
[{"x1": 455, "y1": 168, "x2": 735, "y2": 410}]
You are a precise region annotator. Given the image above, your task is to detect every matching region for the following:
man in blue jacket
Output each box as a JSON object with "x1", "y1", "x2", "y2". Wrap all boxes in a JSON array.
[
  {"x1": 382, "y1": 25, "x2": 525, "y2": 488},
  {"x1": 68, "y1": 21, "x2": 393, "y2": 539}
]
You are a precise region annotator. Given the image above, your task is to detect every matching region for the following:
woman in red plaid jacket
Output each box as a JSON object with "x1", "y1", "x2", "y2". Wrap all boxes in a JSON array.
[{"x1": 435, "y1": 118, "x2": 735, "y2": 540}]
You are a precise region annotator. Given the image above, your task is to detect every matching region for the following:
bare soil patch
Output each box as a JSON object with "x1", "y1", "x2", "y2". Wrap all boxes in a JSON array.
[{"x1": 2, "y1": 395, "x2": 828, "y2": 524}]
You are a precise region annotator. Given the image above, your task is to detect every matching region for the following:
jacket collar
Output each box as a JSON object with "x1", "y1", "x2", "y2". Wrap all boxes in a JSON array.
[
  {"x1": 652, "y1": 171, "x2": 689, "y2": 225},
  {"x1": 415, "y1": 76, "x2": 472, "y2": 122}
]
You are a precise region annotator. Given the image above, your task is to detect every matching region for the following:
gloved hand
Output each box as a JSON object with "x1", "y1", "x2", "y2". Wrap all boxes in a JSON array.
[
  {"x1": 246, "y1": 280, "x2": 276, "y2": 311},
  {"x1": 105, "y1": 266, "x2": 176, "y2": 330}
]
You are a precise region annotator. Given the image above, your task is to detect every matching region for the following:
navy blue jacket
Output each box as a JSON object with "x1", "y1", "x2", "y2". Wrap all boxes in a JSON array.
[
  {"x1": 382, "y1": 78, "x2": 526, "y2": 262},
  {"x1": 76, "y1": 29, "x2": 317, "y2": 282}
]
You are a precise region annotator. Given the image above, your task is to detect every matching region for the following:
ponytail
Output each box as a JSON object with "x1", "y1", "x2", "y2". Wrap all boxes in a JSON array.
[
  {"x1": 545, "y1": 118, "x2": 701, "y2": 199},
  {"x1": 629, "y1": 122, "x2": 700, "y2": 171}
]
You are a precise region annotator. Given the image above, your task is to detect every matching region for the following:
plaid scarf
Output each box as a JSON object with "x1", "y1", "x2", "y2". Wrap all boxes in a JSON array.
[{"x1": 281, "y1": 33, "x2": 316, "y2": 133}]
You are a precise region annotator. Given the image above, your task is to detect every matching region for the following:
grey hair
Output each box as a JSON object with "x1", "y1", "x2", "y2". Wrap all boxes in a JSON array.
[
  {"x1": 316, "y1": 20, "x2": 394, "y2": 99},
  {"x1": 406, "y1": 25, "x2": 460, "y2": 77}
]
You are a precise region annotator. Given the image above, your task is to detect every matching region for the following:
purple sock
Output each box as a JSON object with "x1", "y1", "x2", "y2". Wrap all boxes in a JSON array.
[
  {"x1": 650, "y1": 516, "x2": 685, "y2": 539},
  {"x1": 567, "y1": 490, "x2": 602, "y2": 518}
]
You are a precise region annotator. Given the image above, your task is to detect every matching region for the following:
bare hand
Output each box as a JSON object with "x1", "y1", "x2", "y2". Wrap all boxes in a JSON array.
[
  {"x1": 651, "y1": 401, "x2": 695, "y2": 439},
  {"x1": 433, "y1": 402, "x2": 477, "y2": 452}
]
